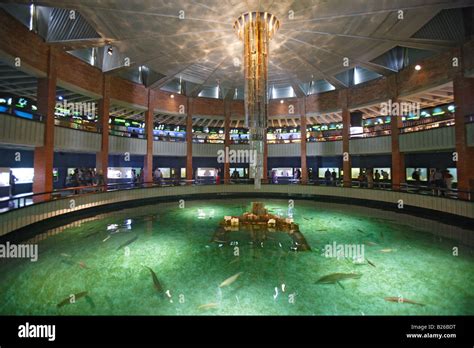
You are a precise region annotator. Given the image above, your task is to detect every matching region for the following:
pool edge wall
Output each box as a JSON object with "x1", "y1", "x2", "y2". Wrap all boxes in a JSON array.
[{"x1": 0, "y1": 185, "x2": 473, "y2": 244}]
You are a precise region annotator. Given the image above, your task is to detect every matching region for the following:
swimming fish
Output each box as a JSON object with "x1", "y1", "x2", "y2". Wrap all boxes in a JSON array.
[
  {"x1": 102, "y1": 236, "x2": 111, "y2": 242},
  {"x1": 57, "y1": 291, "x2": 88, "y2": 308},
  {"x1": 357, "y1": 229, "x2": 365, "y2": 233},
  {"x1": 83, "y1": 231, "x2": 99, "y2": 239},
  {"x1": 315, "y1": 273, "x2": 362, "y2": 285},
  {"x1": 316, "y1": 229, "x2": 327, "y2": 232},
  {"x1": 219, "y1": 272, "x2": 243, "y2": 288},
  {"x1": 60, "y1": 253, "x2": 71, "y2": 258},
  {"x1": 198, "y1": 303, "x2": 219, "y2": 310},
  {"x1": 366, "y1": 259, "x2": 376, "y2": 267},
  {"x1": 116, "y1": 235, "x2": 138, "y2": 251},
  {"x1": 77, "y1": 261, "x2": 89, "y2": 269},
  {"x1": 78, "y1": 261, "x2": 89, "y2": 269},
  {"x1": 365, "y1": 241, "x2": 378, "y2": 246},
  {"x1": 144, "y1": 266, "x2": 163, "y2": 292},
  {"x1": 379, "y1": 248, "x2": 396, "y2": 253},
  {"x1": 229, "y1": 257, "x2": 240, "y2": 265},
  {"x1": 384, "y1": 297, "x2": 425, "y2": 306}
]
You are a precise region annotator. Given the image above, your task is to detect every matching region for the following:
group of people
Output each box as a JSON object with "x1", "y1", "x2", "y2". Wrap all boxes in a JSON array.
[
  {"x1": 65, "y1": 168, "x2": 105, "y2": 187},
  {"x1": 427, "y1": 168, "x2": 453, "y2": 196},
  {"x1": 324, "y1": 169, "x2": 338, "y2": 186},
  {"x1": 357, "y1": 169, "x2": 390, "y2": 188}
]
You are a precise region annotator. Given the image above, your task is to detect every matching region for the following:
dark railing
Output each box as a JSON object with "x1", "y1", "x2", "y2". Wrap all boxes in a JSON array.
[
  {"x1": 192, "y1": 137, "x2": 225, "y2": 144},
  {"x1": 350, "y1": 129, "x2": 391, "y2": 139},
  {"x1": 55, "y1": 118, "x2": 99, "y2": 133},
  {"x1": 400, "y1": 117, "x2": 455, "y2": 134},
  {"x1": 1, "y1": 179, "x2": 471, "y2": 214}
]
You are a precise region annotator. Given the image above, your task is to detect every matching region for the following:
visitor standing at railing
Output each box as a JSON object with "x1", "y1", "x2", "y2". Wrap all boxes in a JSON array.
[
  {"x1": 374, "y1": 170, "x2": 381, "y2": 188},
  {"x1": 443, "y1": 169, "x2": 453, "y2": 192},
  {"x1": 9, "y1": 170, "x2": 17, "y2": 197},
  {"x1": 411, "y1": 168, "x2": 421, "y2": 191},
  {"x1": 324, "y1": 169, "x2": 331, "y2": 186}
]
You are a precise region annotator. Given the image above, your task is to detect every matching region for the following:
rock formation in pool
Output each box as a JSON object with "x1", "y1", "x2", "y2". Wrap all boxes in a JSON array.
[{"x1": 212, "y1": 202, "x2": 311, "y2": 251}]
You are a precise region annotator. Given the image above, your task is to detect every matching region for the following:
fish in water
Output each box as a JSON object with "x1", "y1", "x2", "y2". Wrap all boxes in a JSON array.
[
  {"x1": 78, "y1": 261, "x2": 88, "y2": 269},
  {"x1": 366, "y1": 259, "x2": 376, "y2": 267},
  {"x1": 116, "y1": 235, "x2": 138, "y2": 251},
  {"x1": 365, "y1": 241, "x2": 378, "y2": 246},
  {"x1": 303, "y1": 218, "x2": 310, "y2": 221},
  {"x1": 61, "y1": 259, "x2": 75, "y2": 266},
  {"x1": 229, "y1": 257, "x2": 240, "y2": 265},
  {"x1": 315, "y1": 273, "x2": 362, "y2": 289},
  {"x1": 379, "y1": 248, "x2": 396, "y2": 253},
  {"x1": 83, "y1": 231, "x2": 99, "y2": 239},
  {"x1": 219, "y1": 272, "x2": 243, "y2": 288},
  {"x1": 384, "y1": 297, "x2": 425, "y2": 306},
  {"x1": 60, "y1": 253, "x2": 71, "y2": 258},
  {"x1": 357, "y1": 229, "x2": 365, "y2": 233},
  {"x1": 316, "y1": 229, "x2": 327, "y2": 232},
  {"x1": 144, "y1": 266, "x2": 163, "y2": 292},
  {"x1": 57, "y1": 291, "x2": 88, "y2": 308},
  {"x1": 102, "y1": 236, "x2": 111, "y2": 242},
  {"x1": 198, "y1": 303, "x2": 219, "y2": 310}
]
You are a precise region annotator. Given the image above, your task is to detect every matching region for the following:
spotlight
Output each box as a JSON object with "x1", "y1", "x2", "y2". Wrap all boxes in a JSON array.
[
  {"x1": 170, "y1": 94, "x2": 174, "y2": 99},
  {"x1": 58, "y1": 96, "x2": 63, "y2": 101},
  {"x1": 280, "y1": 100, "x2": 284, "y2": 104},
  {"x1": 415, "y1": 65, "x2": 421, "y2": 71},
  {"x1": 107, "y1": 46, "x2": 113, "y2": 56}
]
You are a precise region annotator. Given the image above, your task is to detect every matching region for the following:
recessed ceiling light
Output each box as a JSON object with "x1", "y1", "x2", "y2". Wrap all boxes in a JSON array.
[
  {"x1": 170, "y1": 94, "x2": 174, "y2": 99},
  {"x1": 280, "y1": 100, "x2": 284, "y2": 104},
  {"x1": 415, "y1": 65, "x2": 421, "y2": 71}
]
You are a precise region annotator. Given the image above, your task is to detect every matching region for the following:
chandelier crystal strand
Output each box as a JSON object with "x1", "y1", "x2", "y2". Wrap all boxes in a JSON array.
[{"x1": 234, "y1": 12, "x2": 279, "y2": 189}]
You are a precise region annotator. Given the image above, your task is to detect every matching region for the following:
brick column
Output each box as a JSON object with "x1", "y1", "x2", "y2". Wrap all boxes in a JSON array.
[
  {"x1": 300, "y1": 97, "x2": 308, "y2": 184},
  {"x1": 33, "y1": 47, "x2": 56, "y2": 201},
  {"x1": 340, "y1": 89, "x2": 351, "y2": 187},
  {"x1": 186, "y1": 97, "x2": 193, "y2": 183},
  {"x1": 224, "y1": 99, "x2": 231, "y2": 184},
  {"x1": 388, "y1": 75, "x2": 405, "y2": 191},
  {"x1": 144, "y1": 89, "x2": 155, "y2": 184},
  {"x1": 96, "y1": 75, "x2": 110, "y2": 185},
  {"x1": 454, "y1": 73, "x2": 474, "y2": 200},
  {"x1": 263, "y1": 133, "x2": 268, "y2": 182}
]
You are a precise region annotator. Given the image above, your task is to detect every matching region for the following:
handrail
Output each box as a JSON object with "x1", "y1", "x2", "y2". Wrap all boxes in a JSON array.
[{"x1": 1, "y1": 179, "x2": 472, "y2": 214}]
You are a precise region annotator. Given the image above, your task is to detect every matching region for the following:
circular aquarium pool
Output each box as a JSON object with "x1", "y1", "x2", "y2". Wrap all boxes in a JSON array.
[{"x1": 0, "y1": 199, "x2": 473, "y2": 315}]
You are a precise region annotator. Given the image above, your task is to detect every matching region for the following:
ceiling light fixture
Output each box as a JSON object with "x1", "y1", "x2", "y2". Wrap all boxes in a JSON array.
[
  {"x1": 170, "y1": 94, "x2": 175, "y2": 99},
  {"x1": 280, "y1": 100, "x2": 284, "y2": 104},
  {"x1": 415, "y1": 65, "x2": 422, "y2": 71}
]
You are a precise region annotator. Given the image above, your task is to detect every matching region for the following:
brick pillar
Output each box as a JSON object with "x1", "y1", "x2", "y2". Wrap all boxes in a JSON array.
[
  {"x1": 263, "y1": 133, "x2": 268, "y2": 182},
  {"x1": 454, "y1": 74, "x2": 474, "y2": 200},
  {"x1": 388, "y1": 75, "x2": 405, "y2": 191},
  {"x1": 96, "y1": 75, "x2": 110, "y2": 185},
  {"x1": 33, "y1": 47, "x2": 56, "y2": 201},
  {"x1": 300, "y1": 97, "x2": 308, "y2": 184},
  {"x1": 186, "y1": 97, "x2": 193, "y2": 183},
  {"x1": 224, "y1": 99, "x2": 231, "y2": 184},
  {"x1": 144, "y1": 89, "x2": 155, "y2": 184},
  {"x1": 340, "y1": 89, "x2": 351, "y2": 187}
]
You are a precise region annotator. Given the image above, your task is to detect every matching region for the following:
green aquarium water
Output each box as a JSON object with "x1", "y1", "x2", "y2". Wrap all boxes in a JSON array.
[{"x1": 0, "y1": 199, "x2": 473, "y2": 315}]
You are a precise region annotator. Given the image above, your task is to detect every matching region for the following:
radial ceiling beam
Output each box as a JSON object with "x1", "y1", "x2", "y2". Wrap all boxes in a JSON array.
[
  {"x1": 282, "y1": 35, "x2": 398, "y2": 76},
  {"x1": 280, "y1": 43, "x2": 348, "y2": 89},
  {"x1": 279, "y1": 29, "x2": 458, "y2": 52},
  {"x1": 290, "y1": 81, "x2": 306, "y2": 98}
]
